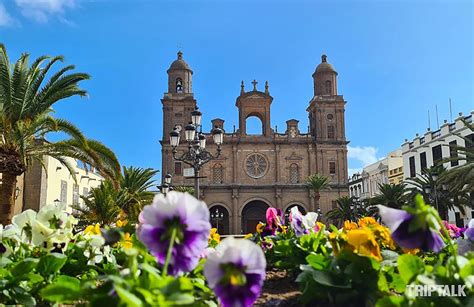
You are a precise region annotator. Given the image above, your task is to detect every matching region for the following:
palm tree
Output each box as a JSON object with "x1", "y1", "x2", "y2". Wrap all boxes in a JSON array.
[
  {"x1": 119, "y1": 166, "x2": 158, "y2": 221},
  {"x1": 0, "y1": 45, "x2": 120, "y2": 224},
  {"x1": 74, "y1": 181, "x2": 124, "y2": 227},
  {"x1": 74, "y1": 166, "x2": 159, "y2": 225},
  {"x1": 441, "y1": 119, "x2": 474, "y2": 193},
  {"x1": 326, "y1": 196, "x2": 359, "y2": 227},
  {"x1": 369, "y1": 183, "x2": 407, "y2": 209},
  {"x1": 306, "y1": 174, "x2": 330, "y2": 211},
  {"x1": 172, "y1": 186, "x2": 195, "y2": 195},
  {"x1": 405, "y1": 165, "x2": 470, "y2": 220}
]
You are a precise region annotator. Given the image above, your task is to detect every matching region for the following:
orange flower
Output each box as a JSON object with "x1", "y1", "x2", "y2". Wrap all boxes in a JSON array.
[
  {"x1": 343, "y1": 220, "x2": 358, "y2": 231},
  {"x1": 346, "y1": 229, "x2": 382, "y2": 261}
]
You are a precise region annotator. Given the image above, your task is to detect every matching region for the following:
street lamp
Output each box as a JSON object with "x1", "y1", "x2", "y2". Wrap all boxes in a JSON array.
[
  {"x1": 54, "y1": 199, "x2": 60, "y2": 206},
  {"x1": 164, "y1": 173, "x2": 172, "y2": 185},
  {"x1": 316, "y1": 207, "x2": 322, "y2": 221},
  {"x1": 161, "y1": 183, "x2": 170, "y2": 196},
  {"x1": 211, "y1": 208, "x2": 224, "y2": 233},
  {"x1": 169, "y1": 106, "x2": 224, "y2": 199}
]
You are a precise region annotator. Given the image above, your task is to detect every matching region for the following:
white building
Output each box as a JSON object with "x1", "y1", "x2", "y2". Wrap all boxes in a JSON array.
[
  {"x1": 401, "y1": 111, "x2": 473, "y2": 225},
  {"x1": 15, "y1": 156, "x2": 104, "y2": 214},
  {"x1": 348, "y1": 150, "x2": 403, "y2": 199}
]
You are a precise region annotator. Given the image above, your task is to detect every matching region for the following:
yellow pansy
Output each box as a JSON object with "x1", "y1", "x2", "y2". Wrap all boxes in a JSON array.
[
  {"x1": 116, "y1": 219, "x2": 128, "y2": 228},
  {"x1": 256, "y1": 222, "x2": 265, "y2": 234},
  {"x1": 346, "y1": 229, "x2": 382, "y2": 261},
  {"x1": 343, "y1": 220, "x2": 358, "y2": 231},
  {"x1": 244, "y1": 233, "x2": 253, "y2": 239},
  {"x1": 84, "y1": 223, "x2": 101, "y2": 236},
  {"x1": 209, "y1": 228, "x2": 221, "y2": 244},
  {"x1": 119, "y1": 232, "x2": 133, "y2": 249},
  {"x1": 402, "y1": 248, "x2": 420, "y2": 255},
  {"x1": 358, "y1": 217, "x2": 377, "y2": 228}
]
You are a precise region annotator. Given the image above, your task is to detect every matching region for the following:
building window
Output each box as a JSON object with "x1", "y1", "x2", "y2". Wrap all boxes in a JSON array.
[
  {"x1": 325, "y1": 80, "x2": 332, "y2": 94},
  {"x1": 72, "y1": 184, "x2": 79, "y2": 205},
  {"x1": 176, "y1": 78, "x2": 183, "y2": 93},
  {"x1": 289, "y1": 163, "x2": 299, "y2": 183},
  {"x1": 174, "y1": 162, "x2": 182, "y2": 175},
  {"x1": 409, "y1": 156, "x2": 416, "y2": 178},
  {"x1": 60, "y1": 180, "x2": 68, "y2": 204},
  {"x1": 420, "y1": 152, "x2": 427, "y2": 171},
  {"x1": 327, "y1": 125, "x2": 335, "y2": 139},
  {"x1": 467, "y1": 134, "x2": 474, "y2": 162},
  {"x1": 432, "y1": 145, "x2": 442, "y2": 165},
  {"x1": 449, "y1": 140, "x2": 459, "y2": 167},
  {"x1": 331, "y1": 200, "x2": 337, "y2": 209},
  {"x1": 212, "y1": 163, "x2": 224, "y2": 184},
  {"x1": 83, "y1": 187, "x2": 89, "y2": 197},
  {"x1": 329, "y1": 161, "x2": 336, "y2": 175}
]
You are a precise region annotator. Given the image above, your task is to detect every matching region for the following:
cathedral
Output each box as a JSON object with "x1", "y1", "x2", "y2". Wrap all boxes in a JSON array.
[{"x1": 161, "y1": 52, "x2": 348, "y2": 234}]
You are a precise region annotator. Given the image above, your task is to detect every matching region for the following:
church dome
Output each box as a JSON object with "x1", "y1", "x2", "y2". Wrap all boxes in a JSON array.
[
  {"x1": 314, "y1": 54, "x2": 337, "y2": 74},
  {"x1": 168, "y1": 51, "x2": 192, "y2": 71}
]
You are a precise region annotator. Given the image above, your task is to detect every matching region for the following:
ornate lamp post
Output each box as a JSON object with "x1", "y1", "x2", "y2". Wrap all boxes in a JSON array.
[
  {"x1": 157, "y1": 173, "x2": 173, "y2": 196},
  {"x1": 169, "y1": 106, "x2": 224, "y2": 199},
  {"x1": 211, "y1": 207, "x2": 224, "y2": 233}
]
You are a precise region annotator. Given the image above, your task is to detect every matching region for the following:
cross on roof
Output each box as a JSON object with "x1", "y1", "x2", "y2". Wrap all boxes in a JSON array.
[{"x1": 251, "y1": 79, "x2": 258, "y2": 91}]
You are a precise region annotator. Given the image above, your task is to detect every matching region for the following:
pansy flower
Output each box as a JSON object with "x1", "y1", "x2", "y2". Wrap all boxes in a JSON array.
[
  {"x1": 137, "y1": 192, "x2": 211, "y2": 276},
  {"x1": 204, "y1": 237, "x2": 266, "y2": 307},
  {"x1": 377, "y1": 194, "x2": 445, "y2": 252},
  {"x1": 289, "y1": 206, "x2": 319, "y2": 237}
]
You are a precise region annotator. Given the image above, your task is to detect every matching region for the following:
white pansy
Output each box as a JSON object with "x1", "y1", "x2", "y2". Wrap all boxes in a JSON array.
[{"x1": 302, "y1": 212, "x2": 318, "y2": 230}]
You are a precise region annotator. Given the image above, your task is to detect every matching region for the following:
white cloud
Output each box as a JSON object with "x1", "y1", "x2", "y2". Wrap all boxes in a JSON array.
[
  {"x1": 15, "y1": 0, "x2": 76, "y2": 23},
  {"x1": 0, "y1": 3, "x2": 14, "y2": 26},
  {"x1": 348, "y1": 145, "x2": 379, "y2": 166}
]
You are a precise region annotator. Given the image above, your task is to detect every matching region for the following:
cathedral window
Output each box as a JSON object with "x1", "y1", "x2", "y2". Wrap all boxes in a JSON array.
[
  {"x1": 289, "y1": 163, "x2": 299, "y2": 183},
  {"x1": 325, "y1": 80, "x2": 332, "y2": 94},
  {"x1": 212, "y1": 163, "x2": 224, "y2": 184},
  {"x1": 327, "y1": 125, "x2": 335, "y2": 139},
  {"x1": 174, "y1": 162, "x2": 182, "y2": 175},
  {"x1": 329, "y1": 161, "x2": 336, "y2": 175},
  {"x1": 176, "y1": 78, "x2": 183, "y2": 93}
]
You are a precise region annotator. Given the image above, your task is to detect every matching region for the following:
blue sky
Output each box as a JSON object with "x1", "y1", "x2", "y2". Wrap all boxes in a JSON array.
[{"x1": 1, "y1": 0, "x2": 472, "y2": 176}]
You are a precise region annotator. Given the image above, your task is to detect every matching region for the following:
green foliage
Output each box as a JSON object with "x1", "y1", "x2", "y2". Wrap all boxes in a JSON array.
[
  {"x1": 370, "y1": 183, "x2": 407, "y2": 209},
  {"x1": 74, "y1": 166, "x2": 159, "y2": 225}
]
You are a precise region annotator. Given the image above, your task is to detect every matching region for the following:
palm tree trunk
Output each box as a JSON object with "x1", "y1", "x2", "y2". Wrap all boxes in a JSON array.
[{"x1": 0, "y1": 172, "x2": 17, "y2": 225}]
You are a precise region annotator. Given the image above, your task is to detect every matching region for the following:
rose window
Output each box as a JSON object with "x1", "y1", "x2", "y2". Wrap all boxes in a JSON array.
[{"x1": 246, "y1": 153, "x2": 268, "y2": 179}]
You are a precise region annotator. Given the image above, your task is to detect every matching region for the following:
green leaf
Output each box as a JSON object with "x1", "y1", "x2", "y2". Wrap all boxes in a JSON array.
[
  {"x1": 306, "y1": 254, "x2": 329, "y2": 270},
  {"x1": 40, "y1": 275, "x2": 81, "y2": 302},
  {"x1": 37, "y1": 253, "x2": 67, "y2": 276},
  {"x1": 115, "y1": 285, "x2": 143, "y2": 307},
  {"x1": 11, "y1": 258, "x2": 38, "y2": 276},
  {"x1": 397, "y1": 254, "x2": 424, "y2": 284}
]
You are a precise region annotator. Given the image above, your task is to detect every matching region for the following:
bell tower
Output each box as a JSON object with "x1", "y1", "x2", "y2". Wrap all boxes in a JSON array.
[
  {"x1": 307, "y1": 54, "x2": 346, "y2": 141},
  {"x1": 161, "y1": 51, "x2": 197, "y2": 140},
  {"x1": 307, "y1": 54, "x2": 348, "y2": 182},
  {"x1": 236, "y1": 80, "x2": 273, "y2": 136}
]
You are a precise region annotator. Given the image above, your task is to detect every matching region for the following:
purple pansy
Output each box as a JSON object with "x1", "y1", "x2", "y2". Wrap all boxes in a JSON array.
[
  {"x1": 137, "y1": 192, "x2": 211, "y2": 276},
  {"x1": 289, "y1": 206, "x2": 319, "y2": 237},
  {"x1": 289, "y1": 206, "x2": 306, "y2": 236},
  {"x1": 442, "y1": 221, "x2": 463, "y2": 239},
  {"x1": 204, "y1": 237, "x2": 266, "y2": 307},
  {"x1": 464, "y1": 219, "x2": 474, "y2": 241},
  {"x1": 377, "y1": 205, "x2": 445, "y2": 252}
]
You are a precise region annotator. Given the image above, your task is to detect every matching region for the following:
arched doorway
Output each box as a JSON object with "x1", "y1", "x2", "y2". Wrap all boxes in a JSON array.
[
  {"x1": 284, "y1": 204, "x2": 306, "y2": 225},
  {"x1": 209, "y1": 205, "x2": 230, "y2": 235},
  {"x1": 241, "y1": 200, "x2": 269, "y2": 234}
]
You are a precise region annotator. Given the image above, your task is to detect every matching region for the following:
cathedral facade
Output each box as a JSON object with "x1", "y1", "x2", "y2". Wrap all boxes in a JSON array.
[{"x1": 161, "y1": 52, "x2": 348, "y2": 234}]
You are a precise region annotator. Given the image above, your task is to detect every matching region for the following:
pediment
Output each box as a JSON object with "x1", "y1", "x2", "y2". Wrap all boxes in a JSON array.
[{"x1": 285, "y1": 152, "x2": 303, "y2": 160}]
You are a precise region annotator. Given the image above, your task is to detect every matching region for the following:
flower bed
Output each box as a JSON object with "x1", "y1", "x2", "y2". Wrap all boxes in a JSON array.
[{"x1": 0, "y1": 192, "x2": 473, "y2": 306}]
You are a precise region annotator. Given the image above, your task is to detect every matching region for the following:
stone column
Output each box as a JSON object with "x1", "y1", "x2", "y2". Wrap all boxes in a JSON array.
[
  {"x1": 275, "y1": 144, "x2": 280, "y2": 182},
  {"x1": 232, "y1": 145, "x2": 238, "y2": 183},
  {"x1": 232, "y1": 189, "x2": 239, "y2": 234}
]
